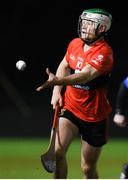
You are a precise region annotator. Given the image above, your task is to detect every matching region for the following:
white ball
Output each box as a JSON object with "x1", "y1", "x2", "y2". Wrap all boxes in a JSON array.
[{"x1": 16, "y1": 60, "x2": 26, "y2": 71}]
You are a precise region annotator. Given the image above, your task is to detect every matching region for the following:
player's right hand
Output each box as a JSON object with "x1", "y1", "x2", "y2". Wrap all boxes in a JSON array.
[{"x1": 36, "y1": 68, "x2": 58, "y2": 91}]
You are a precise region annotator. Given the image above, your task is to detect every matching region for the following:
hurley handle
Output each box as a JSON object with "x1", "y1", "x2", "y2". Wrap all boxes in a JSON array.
[{"x1": 52, "y1": 105, "x2": 60, "y2": 129}]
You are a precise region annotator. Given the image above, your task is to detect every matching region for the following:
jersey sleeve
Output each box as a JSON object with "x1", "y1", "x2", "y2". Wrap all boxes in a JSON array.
[
  {"x1": 123, "y1": 76, "x2": 128, "y2": 89},
  {"x1": 115, "y1": 80, "x2": 128, "y2": 115},
  {"x1": 86, "y1": 48, "x2": 113, "y2": 74}
]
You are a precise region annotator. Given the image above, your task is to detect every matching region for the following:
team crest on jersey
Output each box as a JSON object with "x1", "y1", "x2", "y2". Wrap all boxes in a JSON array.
[{"x1": 75, "y1": 56, "x2": 84, "y2": 70}]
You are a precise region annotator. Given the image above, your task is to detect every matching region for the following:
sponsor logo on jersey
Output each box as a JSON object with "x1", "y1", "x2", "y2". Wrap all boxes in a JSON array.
[{"x1": 70, "y1": 54, "x2": 75, "y2": 61}]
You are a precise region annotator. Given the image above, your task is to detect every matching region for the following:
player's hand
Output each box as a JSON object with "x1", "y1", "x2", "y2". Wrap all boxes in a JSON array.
[
  {"x1": 51, "y1": 93, "x2": 63, "y2": 109},
  {"x1": 113, "y1": 114, "x2": 127, "y2": 127},
  {"x1": 36, "y1": 68, "x2": 58, "y2": 91}
]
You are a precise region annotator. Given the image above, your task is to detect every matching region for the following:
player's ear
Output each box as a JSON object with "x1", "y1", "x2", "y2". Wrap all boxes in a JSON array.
[{"x1": 98, "y1": 25, "x2": 106, "y2": 33}]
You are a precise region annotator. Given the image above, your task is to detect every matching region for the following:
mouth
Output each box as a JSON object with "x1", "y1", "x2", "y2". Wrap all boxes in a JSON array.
[
  {"x1": 81, "y1": 29, "x2": 86, "y2": 33},
  {"x1": 81, "y1": 31, "x2": 88, "y2": 36},
  {"x1": 81, "y1": 31, "x2": 87, "y2": 36},
  {"x1": 81, "y1": 30, "x2": 95, "y2": 36}
]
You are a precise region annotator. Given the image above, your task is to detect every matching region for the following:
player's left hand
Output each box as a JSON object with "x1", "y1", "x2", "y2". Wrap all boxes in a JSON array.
[{"x1": 36, "y1": 68, "x2": 58, "y2": 91}]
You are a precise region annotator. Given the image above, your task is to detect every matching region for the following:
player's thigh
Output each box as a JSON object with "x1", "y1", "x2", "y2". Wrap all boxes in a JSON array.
[
  {"x1": 55, "y1": 117, "x2": 79, "y2": 153},
  {"x1": 81, "y1": 140, "x2": 102, "y2": 166}
]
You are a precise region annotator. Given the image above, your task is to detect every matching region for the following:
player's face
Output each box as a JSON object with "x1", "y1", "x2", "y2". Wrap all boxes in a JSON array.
[{"x1": 80, "y1": 19, "x2": 98, "y2": 42}]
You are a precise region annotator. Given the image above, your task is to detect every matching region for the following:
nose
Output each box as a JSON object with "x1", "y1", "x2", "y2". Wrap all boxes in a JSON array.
[{"x1": 82, "y1": 23, "x2": 87, "y2": 29}]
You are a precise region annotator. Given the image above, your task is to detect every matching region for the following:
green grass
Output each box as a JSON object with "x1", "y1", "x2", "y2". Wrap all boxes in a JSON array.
[{"x1": 0, "y1": 138, "x2": 128, "y2": 179}]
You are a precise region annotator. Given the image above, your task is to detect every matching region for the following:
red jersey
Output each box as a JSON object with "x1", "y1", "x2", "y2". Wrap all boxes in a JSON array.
[{"x1": 63, "y1": 38, "x2": 114, "y2": 122}]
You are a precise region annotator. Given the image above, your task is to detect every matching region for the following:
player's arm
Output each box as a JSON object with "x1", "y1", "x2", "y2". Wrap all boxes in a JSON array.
[
  {"x1": 113, "y1": 80, "x2": 128, "y2": 127},
  {"x1": 51, "y1": 56, "x2": 70, "y2": 108},
  {"x1": 36, "y1": 63, "x2": 100, "y2": 90},
  {"x1": 56, "y1": 63, "x2": 100, "y2": 85},
  {"x1": 52, "y1": 56, "x2": 70, "y2": 92},
  {"x1": 115, "y1": 82, "x2": 128, "y2": 115}
]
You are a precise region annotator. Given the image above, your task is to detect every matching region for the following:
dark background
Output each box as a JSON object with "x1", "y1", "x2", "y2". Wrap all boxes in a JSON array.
[{"x1": 0, "y1": 0, "x2": 128, "y2": 138}]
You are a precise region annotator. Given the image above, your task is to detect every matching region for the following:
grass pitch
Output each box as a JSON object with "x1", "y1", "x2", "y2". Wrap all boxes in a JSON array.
[{"x1": 0, "y1": 138, "x2": 128, "y2": 179}]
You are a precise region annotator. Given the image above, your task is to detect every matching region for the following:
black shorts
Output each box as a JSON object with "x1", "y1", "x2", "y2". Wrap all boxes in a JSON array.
[{"x1": 59, "y1": 109, "x2": 109, "y2": 147}]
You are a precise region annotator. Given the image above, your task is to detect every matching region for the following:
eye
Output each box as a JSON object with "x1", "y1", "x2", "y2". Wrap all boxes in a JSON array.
[
  {"x1": 87, "y1": 21, "x2": 94, "y2": 26},
  {"x1": 82, "y1": 20, "x2": 93, "y2": 27}
]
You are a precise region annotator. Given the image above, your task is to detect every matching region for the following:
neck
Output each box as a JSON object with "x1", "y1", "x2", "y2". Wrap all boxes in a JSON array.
[
  {"x1": 83, "y1": 36, "x2": 104, "y2": 52},
  {"x1": 83, "y1": 44, "x2": 91, "y2": 52}
]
